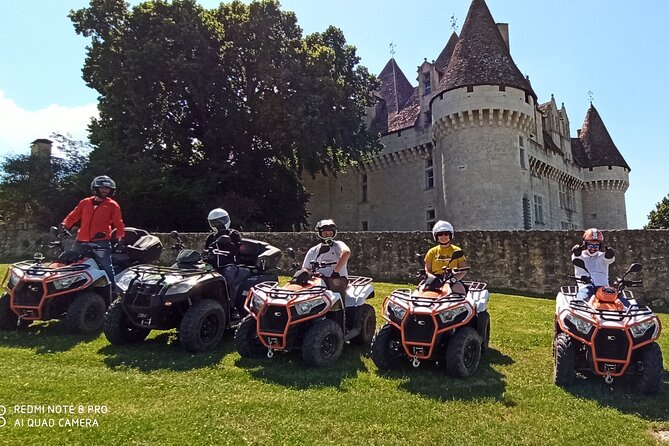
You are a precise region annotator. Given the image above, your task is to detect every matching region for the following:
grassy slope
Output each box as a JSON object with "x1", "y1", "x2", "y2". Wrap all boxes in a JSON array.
[{"x1": 0, "y1": 266, "x2": 667, "y2": 445}]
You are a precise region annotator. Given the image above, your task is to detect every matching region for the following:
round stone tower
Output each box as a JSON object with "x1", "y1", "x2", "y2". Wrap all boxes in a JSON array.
[
  {"x1": 573, "y1": 105, "x2": 630, "y2": 229},
  {"x1": 429, "y1": 0, "x2": 537, "y2": 230}
]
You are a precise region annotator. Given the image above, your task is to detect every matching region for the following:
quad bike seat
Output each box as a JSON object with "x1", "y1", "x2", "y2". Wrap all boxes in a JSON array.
[{"x1": 237, "y1": 238, "x2": 282, "y2": 271}]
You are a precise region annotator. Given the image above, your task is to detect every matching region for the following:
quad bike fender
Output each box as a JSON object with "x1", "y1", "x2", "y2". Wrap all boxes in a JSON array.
[
  {"x1": 469, "y1": 289, "x2": 489, "y2": 313},
  {"x1": 163, "y1": 275, "x2": 229, "y2": 306},
  {"x1": 345, "y1": 284, "x2": 374, "y2": 308}
]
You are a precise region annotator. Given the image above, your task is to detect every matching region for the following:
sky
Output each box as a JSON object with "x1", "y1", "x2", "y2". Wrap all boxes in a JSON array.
[{"x1": 0, "y1": 0, "x2": 667, "y2": 229}]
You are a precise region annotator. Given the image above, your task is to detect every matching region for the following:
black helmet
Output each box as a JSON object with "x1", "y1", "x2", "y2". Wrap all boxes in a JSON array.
[{"x1": 91, "y1": 175, "x2": 116, "y2": 197}]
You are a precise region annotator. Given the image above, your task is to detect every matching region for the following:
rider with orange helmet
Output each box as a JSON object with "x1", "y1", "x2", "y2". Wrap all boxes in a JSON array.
[{"x1": 571, "y1": 228, "x2": 616, "y2": 300}]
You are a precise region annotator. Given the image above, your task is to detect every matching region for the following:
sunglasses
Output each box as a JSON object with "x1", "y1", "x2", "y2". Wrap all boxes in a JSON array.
[
  {"x1": 436, "y1": 232, "x2": 451, "y2": 238},
  {"x1": 586, "y1": 243, "x2": 601, "y2": 249}
]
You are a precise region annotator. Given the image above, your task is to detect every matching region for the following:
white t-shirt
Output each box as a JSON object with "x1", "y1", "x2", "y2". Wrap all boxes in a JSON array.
[
  {"x1": 302, "y1": 241, "x2": 349, "y2": 277},
  {"x1": 572, "y1": 251, "x2": 615, "y2": 289}
]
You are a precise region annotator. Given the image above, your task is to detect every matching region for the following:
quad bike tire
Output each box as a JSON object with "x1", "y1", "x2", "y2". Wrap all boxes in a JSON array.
[
  {"x1": 446, "y1": 327, "x2": 482, "y2": 378},
  {"x1": 65, "y1": 291, "x2": 107, "y2": 334},
  {"x1": 179, "y1": 299, "x2": 226, "y2": 353},
  {"x1": 234, "y1": 316, "x2": 266, "y2": 359},
  {"x1": 351, "y1": 304, "x2": 376, "y2": 346},
  {"x1": 477, "y1": 310, "x2": 491, "y2": 352},
  {"x1": 302, "y1": 318, "x2": 344, "y2": 367},
  {"x1": 103, "y1": 298, "x2": 151, "y2": 345},
  {"x1": 553, "y1": 332, "x2": 576, "y2": 387},
  {"x1": 370, "y1": 323, "x2": 404, "y2": 370},
  {"x1": 635, "y1": 342, "x2": 663, "y2": 395},
  {"x1": 0, "y1": 293, "x2": 25, "y2": 330}
]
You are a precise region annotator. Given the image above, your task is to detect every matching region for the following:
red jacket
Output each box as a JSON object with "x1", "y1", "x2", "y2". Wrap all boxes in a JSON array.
[{"x1": 62, "y1": 196, "x2": 125, "y2": 242}]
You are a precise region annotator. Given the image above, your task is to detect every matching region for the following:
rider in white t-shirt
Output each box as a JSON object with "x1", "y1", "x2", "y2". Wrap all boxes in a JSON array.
[
  {"x1": 571, "y1": 228, "x2": 616, "y2": 301},
  {"x1": 301, "y1": 219, "x2": 351, "y2": 296}
]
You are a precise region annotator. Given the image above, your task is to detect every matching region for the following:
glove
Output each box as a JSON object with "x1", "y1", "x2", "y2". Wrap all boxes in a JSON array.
[
  {"x1": 330, "y1": 271, "x2": 341, "y2": 278},
  {"x1": 571, "y1": 243, "x2": 584, "y2": 257}
]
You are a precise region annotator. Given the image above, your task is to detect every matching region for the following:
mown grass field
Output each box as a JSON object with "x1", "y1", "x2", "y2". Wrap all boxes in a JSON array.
[{"x1": 0, "y1": 265, "x2": 667, "y2": 445}]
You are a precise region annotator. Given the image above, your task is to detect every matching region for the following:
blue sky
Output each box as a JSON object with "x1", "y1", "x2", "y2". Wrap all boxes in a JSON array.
[{"x1": 1, "y1": 0, "x2": 667, "y2": 229}]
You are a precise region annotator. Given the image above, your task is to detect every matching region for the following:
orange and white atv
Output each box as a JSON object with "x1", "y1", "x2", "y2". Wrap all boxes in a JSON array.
[
  {"x1": 371, "y1": 251, "x2": 490, "y2": 377},
  {"x1": 553, "y1": 258, "x2": 663, "y2": 394},
  {"x1": 234, "y1": 258, "x2": 376, "y2": 367}
]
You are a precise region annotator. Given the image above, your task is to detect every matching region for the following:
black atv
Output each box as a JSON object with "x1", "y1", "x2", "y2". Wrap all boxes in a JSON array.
[{"x1": 103, "y1": 231, "x2": 281, "y2": 352}]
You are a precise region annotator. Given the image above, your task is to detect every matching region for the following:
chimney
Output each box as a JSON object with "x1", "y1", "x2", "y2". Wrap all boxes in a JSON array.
[
  {"x1": 497, "y1": 23, "x2": 509, "y2": 50},
  {"x1": 30, "y1": 139, "x2": 53, "y2": 159}
]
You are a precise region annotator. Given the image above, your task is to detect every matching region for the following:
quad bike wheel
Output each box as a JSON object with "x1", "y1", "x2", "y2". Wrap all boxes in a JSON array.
[
  {"x1": 446, "y1": 327, "x2": 482, "y2": 377},
  {"x1": 65, "y1": 291, "x2": 107, "y2": 334},
  {"x1": 0, "y1": 293, "x2": 26, "y2": 330},
  {"x1": 179, "y1": 299, "x2": 226, "y2": 353},
  {"x1": 370, "y1": 323, "x2": 404, "y2": 370},
  {"x1": 635, "y1": 342, "x2": 663, "y2": 395},
  {"x1": 351, "y1": 304, "x2": 376, "y2": 345},
  {"x1": 302, "y1": 318, "x2": 344, "y2": 367},
  {"x1": 477, "y1": 311, "x2": 491, "y2": 352},
  {"x1": 553, "y1": 332, "x2": 576, "y2": 387},
  {"x1": 234, "y1": 316, "x2": 266, "y2": 358},
  {"x1": 103, "y1": 298, "x2": 151, "y2": 344}
]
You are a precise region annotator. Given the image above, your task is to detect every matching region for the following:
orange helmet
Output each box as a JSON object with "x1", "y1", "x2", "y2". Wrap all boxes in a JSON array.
[{"x1": 583, "y1": 228, "x2": 604, "y2": 243}]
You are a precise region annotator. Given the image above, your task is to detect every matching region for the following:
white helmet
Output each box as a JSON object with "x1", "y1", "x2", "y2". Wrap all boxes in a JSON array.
[
  {"x1": 432, "y1": 220, "x2": 454, "y2": 241},
  {"x1": 315, "y1": 219, "x2": 337, "y2": 243},
  {"x1": 207, "y1": 208, "x2": 230, "y2": 231}
]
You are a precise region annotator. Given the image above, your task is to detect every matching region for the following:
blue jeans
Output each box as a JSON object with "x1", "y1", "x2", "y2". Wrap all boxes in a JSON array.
[
  {"x1": 577, "y1": 284, "x2": 596, "y2": 300},
  {"x1": 73, "y1": 240, "x2": 114, "y2": 284}
]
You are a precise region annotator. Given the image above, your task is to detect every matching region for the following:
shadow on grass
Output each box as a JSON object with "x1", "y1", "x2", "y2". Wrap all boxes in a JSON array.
[
  {"x1": 98, "y1": 331, "x2": 232, "y2": 372},
  {"x1": 0, "y1": 321, "x2": 99, "y2": 354},
  {"x1": 562, "y1": 369, "x2": 669, "y2": 421},
  {"x1": 235, "y1": 344, "x2": 368, "y2": 390},
  {"x1": 379, "y1": 347, "x2": 516, "y2": 405}
]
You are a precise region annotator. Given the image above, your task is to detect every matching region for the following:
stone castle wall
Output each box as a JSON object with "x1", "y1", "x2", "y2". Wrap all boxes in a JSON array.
[{"x1": 3, "y1": 229, "x2": 666, "y2": 308}]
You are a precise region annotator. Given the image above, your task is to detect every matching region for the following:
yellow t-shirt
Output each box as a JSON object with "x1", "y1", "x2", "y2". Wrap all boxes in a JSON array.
[{"x1": 424, "y1": 244, "x2": 466, "y2": 275}]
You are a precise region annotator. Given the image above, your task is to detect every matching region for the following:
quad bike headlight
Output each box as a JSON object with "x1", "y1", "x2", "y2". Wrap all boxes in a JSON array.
[
  {"x1": 165, "y1": 277, "x2": 199, "y2": 296},
  {"x1": 249, "y1": 293, "x2": 265, "y2": 313},
  {"x1": 387, "y1": 301, "x2": 407, "y2": 320},
  {"x1": 438, "y1": 305, "x2": 468, "y2": 324},
  {"x1": 115, "y1": 271, "x2": 135, "y2": 291},
  {"x1": 7, "y1": 268, "x2": 23, "y2": 289},
  {"x1": 53, "y1": 274, "x2": 88, "y2": 290},
  {"x1": 295, "y1": 297, "x2": 326, "y2": 315},
  {"x1": 564, "y1": 313, "x2": 594, "y2": 335},
  {"x1": 630, "y1": 319, "x2": 657, "y2": 338}
]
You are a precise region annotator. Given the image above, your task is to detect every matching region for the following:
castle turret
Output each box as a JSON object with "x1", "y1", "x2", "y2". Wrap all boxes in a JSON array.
[
  {"x1": 572, "y1": 104, "x2": 629, "y2": 229},
  {"x1": 430, "y1": 0, "x2": 536, "y2": 229},
  {"x1": 30, "y1": 138, "x2": 52, "y2": 159}
]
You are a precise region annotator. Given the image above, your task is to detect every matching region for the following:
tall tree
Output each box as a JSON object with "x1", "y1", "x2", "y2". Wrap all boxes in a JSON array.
[
  {"x1": 70, "y1": 0, "x2": 379, "y2": 231},
  {"x1": 646, "y1": 194, "x2": 669, "y2": 229}
]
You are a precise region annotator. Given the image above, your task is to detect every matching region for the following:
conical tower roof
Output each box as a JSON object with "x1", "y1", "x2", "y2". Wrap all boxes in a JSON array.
[
  {"x1": 438, "y1": 0, "x2": 535, "y2": 97},
  {"x1": 377, "y1": 58, "x2": 415, "y2": 114},
  {"x1": 571, "y1": 104, "x2": 629, "y2": 170},
  {"x1": 434, "y1": 32, "x2": 458, "y2": 73}
]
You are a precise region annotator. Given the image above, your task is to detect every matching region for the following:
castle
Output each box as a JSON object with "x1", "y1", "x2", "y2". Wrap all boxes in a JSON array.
[{"x1": 303, "y1": 0, "x2": 629, "y2": 231}]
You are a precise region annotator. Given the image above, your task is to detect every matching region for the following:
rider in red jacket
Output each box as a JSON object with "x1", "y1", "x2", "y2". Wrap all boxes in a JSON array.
[{"x1": 61, "y1": 175, "x2": 125, "y2": 289}]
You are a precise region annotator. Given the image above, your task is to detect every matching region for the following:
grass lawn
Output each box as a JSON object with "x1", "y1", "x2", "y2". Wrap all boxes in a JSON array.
[{"x1": 0, "y1": 265, "x2": 667, "y2": 445}]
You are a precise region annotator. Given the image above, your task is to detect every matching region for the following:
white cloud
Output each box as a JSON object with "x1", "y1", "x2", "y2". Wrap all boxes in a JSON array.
[{"x1": 0, "y1": 89, "x2": 98, "y2": 156}]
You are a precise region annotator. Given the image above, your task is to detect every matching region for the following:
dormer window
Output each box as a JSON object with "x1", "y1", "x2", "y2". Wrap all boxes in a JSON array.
[{"x1": 423, "y1": 72, "x2": 431, "y2": 96}]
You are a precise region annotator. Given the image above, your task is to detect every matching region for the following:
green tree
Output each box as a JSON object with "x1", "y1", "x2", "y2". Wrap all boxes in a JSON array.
[
  {"x1": 70, "y1": 0, "x2": 379, "y2": 231},
  {"x1": 646, "y1": 194, "x2": 669, "y2": 229},
  {"x1": 0, "y1": 134, "x2": 89, "y2": 230}
]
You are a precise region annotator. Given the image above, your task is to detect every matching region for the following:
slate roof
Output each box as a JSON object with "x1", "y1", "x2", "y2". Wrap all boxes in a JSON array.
[
  {"x1": 388, "y1": 88, "x2": 420, "y2": 132},
  {"x1": 434, "y1": 32, "x2": 459, "y2": 74},
  {"x1": 571, "y1": 104, "x2": 629, "y2": 170},
  {"x1": 377, "y1": 58, "x2": 415, "y2": 115},
  {"x1": 437, "y1": 0, "x2": 535, "y2": 98}
]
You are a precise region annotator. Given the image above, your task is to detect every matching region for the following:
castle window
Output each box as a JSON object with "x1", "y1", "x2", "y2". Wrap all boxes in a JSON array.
[
  {"x1": 519, "y1": 137, "x2": 527, "y2": 170},
  {"x1": 522, "y1": 196, "x2": 531, "y2": 229},
  {"x1": 533, "y1": 195, "x2": 545, "y2": 225},
  {"x1": 425, "y1": 157, "x2": 434, "y2": 189},
  {"x1": 361, "y1": 221, "x2": 368, "y2": 231},
  {"x1": 360, "y1": 173, "x2": 368, "y2": 203},
  {"x1": 499, "y1": 85, "x2": 506, "y2": 91},
  {"x1": 426, "y1": 208, "x2": 436, "y2": 230},
  {"x1": 423, "y1": 72, "x2": 431, "y2": 96},
  {"x1": 467, "y1": 85, "x2": 474, "y2": 93}
]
